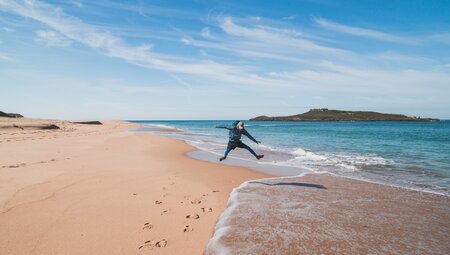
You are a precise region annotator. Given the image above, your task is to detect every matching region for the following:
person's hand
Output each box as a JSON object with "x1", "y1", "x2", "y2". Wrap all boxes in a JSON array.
[{"x1": 256, "y1": 141, "x2": 261, "y2": 144}]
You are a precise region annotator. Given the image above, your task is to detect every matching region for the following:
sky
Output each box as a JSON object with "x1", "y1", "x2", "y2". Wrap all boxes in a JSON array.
[{"x1": 1, "y1": 0, "x2": 450, "y2": 120}]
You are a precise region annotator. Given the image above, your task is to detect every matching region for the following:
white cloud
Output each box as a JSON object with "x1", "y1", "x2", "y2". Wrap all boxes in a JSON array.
[
  {"x1": 35, "y1": 29, "x2": 72, "y2": 47},
  {"x1": 270, "y1": 61, "x2": 450, "y2": 94},
  {"x1": 313, "y1": 17, "x2": 413, "y2": 44},
  {"x1": 219, "y1": 17, "x2": 346, "y2": 55},
  {"x1": 0, "y1": 0, "x2": 278, "y2": 86},
  {"x1": 1, "y1": 0, "x2": 449, "y2": 97},
  {"x1": 70, "y1": 0, "x2": 83, "y2": 8},
  {"x1": 200, "y1": 27, "x2": 215, "y2": 39},
  {"x1": 180, "y1": 16, "x2": 349, "y2": 66}
]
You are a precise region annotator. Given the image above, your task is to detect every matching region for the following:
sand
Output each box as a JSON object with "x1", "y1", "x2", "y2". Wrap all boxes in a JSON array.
[
  {"x1": 207, "y1": 174, "x2": 450, "y2": 254},
  {"x1": 1, "y1": 117, "x2": 449, "y2": 255},
  {"x1": 0, "y1": 118, "x2": 268, "y2": 255}
]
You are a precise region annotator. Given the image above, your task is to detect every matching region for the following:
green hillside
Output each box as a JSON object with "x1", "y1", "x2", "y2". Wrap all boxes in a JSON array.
[{"x1": 250, "y1": 109, "x2": 439, "y2": 122}]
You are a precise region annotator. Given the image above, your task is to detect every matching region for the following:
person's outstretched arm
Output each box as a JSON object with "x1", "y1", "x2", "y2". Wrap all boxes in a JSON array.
[
  {"x1": 214, "y1": 125, "x2": 231, "y2": 130},
  {"x1": 242, "y1": 130, "x2": 260, "y2": 144}
]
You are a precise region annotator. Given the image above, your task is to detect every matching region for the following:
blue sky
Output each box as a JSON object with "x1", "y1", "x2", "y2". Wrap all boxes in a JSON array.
[{"x1": 1, "y1": 0, "x2": 449, "y2": 119}]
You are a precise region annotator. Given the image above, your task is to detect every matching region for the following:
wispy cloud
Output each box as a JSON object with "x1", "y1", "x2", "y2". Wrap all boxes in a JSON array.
[
  {"x1": 35, "y1": 29, "x2": 72, "y2": 47},
  {"x1": 220, "y1": 17, "x2": 346, "y2": 55},
  {"x1": 90, "y1": 0, "x2": 197, "y2": 20},
  {"x1": 0, "y1": 0, "x2": 279, "y2": 86},
  {"x1": 1, "y1": 0, "x2": 449, "y2": 98},
  {"x1": 181, "y1": 16, "x2": 349, "y2": 66},
  {"x1": 69, "y1": 0, "x2": 83, "y2": 8},
  {"x1": 313, "y1": 17, "x2": 413, "y2": 44},
  {"x1": 267, "y1": 61, "x2": 450, "y2": 94},
  {"x1": 200, "y1": 27, "x2": 215, "y2": 39}
]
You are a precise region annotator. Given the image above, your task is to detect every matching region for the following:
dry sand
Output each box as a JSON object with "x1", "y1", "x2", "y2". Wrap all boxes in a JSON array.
[
  {"x1": 0, "y1": 118, "x2": 267, "y2": 255},
  {"x1": 1, "y1": 117, "x2": 449, "y2": 255}
]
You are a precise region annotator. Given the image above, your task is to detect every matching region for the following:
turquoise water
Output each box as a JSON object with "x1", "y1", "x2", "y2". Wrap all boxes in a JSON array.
[{"x1": 131, "y1": 120, "x2": 450, "y2": 196}]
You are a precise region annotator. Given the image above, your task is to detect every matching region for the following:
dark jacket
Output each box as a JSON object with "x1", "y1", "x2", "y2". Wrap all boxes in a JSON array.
[{"x1": 216, "y1": 121, "x2": 258, "y2": 143}]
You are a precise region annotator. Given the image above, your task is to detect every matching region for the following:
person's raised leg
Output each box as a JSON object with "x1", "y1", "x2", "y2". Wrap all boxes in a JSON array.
[{"x1": 242, "y1": 143, "x2": 264, "y2": 160}]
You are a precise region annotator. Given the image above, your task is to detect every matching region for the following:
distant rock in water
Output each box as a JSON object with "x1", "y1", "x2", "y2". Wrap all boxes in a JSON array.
[
  {"x1": 0, "y1": 111, "x2": 23, "y2": 118},
  {"x1": 250, "y1": 109, "x2": 439, "y2": 122},
  {"x1": 73, "y1": 121, "x2": 103, "y2": 125}
]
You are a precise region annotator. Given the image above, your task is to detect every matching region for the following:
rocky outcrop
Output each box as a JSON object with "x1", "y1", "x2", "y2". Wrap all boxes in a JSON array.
[
  {"x1": 73, "y1": 121, "x2": 103, "y2": 125},
  {"x1": 0, "y1": 111, "x2": 23, "y2": 118}
]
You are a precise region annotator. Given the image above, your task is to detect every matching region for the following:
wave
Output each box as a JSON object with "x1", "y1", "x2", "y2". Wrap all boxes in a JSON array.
[
  {"x1": 253, "y1": 143, "x2": 390, "y2": 172},
  {"x1": 137, "y1": 124, "x2": 392, "y2": 173},
  {"x1": 132, "y1": 121, "x2": 449, "y2": 196},
  {"x1": 150, "y1": 124, "x2": 184, "y2": 131}
]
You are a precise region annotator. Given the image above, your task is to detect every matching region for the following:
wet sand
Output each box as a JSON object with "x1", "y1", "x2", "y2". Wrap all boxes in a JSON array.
[
  {"x1": 0, "y1": 118, "x2": 268, "y2": 255},
  {"x1": 1, "y1": 117, "x2": 449, "y2": 254},
  {"x1": 207, "y1": 174, "x2": 450, "y2": 255}
]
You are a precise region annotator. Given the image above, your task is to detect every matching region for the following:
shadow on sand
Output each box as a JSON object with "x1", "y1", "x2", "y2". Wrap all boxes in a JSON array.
[{"x1": 249, "y1": 181, "x2": 327, "y2": 189}]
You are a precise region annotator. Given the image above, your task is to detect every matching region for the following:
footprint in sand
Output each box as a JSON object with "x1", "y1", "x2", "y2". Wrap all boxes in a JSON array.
[
  {"x1": 142, "y1": 222, "x2": 153, "y2": 230},
  {"x1": 201, "y1": 207, "x2": 213, "y2": 213},
  {"x1": 155, "y1": 200, "x2": 163, "y2": 205},
  {"x1": 212, "y1": 190, "x2": 220, "y2": 193},
  {"x1": 186, "y1": 213, "x2": 200, "y2": 219},
  {"x1": 191, "y1": 199, "x2": 202, "y2": 204},
  {"x1": 138, "y1": 239, "x2": 167, "y2": 250},
  {"x1": 160, "y1": 209, "x2": 170, "y2": 215},
  {"x1": 183, "y1": 225, "x2": 194, "y2": 232}
]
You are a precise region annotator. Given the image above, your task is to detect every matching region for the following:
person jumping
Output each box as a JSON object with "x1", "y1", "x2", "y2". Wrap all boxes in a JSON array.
[{"x1": 215, "y1": 121, "x2": 264, "y2": 161}]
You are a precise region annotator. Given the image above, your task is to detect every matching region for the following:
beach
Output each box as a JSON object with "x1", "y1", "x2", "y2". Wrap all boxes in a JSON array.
[
  {"x1": 1, "y1": 118, "x2": 449, "y2": 254},
  {"x1": 0, "y1": 118, "x2": 267, "y2": 254}
]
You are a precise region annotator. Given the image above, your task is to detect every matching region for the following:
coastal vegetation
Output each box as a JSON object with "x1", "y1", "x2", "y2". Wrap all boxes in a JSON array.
[{"x1": 250, "y1": 109, "x2": 439, "y2": 122}]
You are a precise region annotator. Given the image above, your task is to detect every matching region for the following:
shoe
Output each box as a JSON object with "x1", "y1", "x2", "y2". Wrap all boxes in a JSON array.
[
  {"x1": 219, "y1": 157, "x2": 226, "y2": 161},
  {"x1": 256, "y1": 155, "x2": 264, "y2": 160}
]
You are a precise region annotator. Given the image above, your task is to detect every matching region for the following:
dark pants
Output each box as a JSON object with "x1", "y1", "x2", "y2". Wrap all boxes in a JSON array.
[{"x1": 223, "y1": 140, "x2": 258, "y2": 158}]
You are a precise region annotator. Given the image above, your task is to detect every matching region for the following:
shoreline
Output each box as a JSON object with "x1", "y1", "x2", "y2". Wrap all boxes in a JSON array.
[
  {"x1": 0, "y1": 118, "x2": 268, "y2": 255},
  {"x1": 207, "y1": 172, "x2": 450, "y2": 254},
  {"x1": 1, "y1": 118, "x2": 449, "y2": 254},
  {"x1": 137, "y1": 121, "x2": 450, "y2": 197},
  {"x1": 189, "y1": 148, "x2": 450, "y2": 197}
]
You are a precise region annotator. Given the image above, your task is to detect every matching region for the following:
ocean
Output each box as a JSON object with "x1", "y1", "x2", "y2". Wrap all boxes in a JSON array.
[
  {"x1": 131, "y1": 120, "x2": 450, "y2": 196},
  {"x1": 131, "y1": 120, "x2": 450, "y2": 254}
]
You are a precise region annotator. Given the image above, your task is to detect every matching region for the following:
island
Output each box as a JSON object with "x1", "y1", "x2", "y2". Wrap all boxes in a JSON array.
[
  {"x1": 250, "y1": 108, "x2": 439, "y2": 122},
  {"x1": 0, "y1": 111, "x2": 23, "y2": 118}
]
